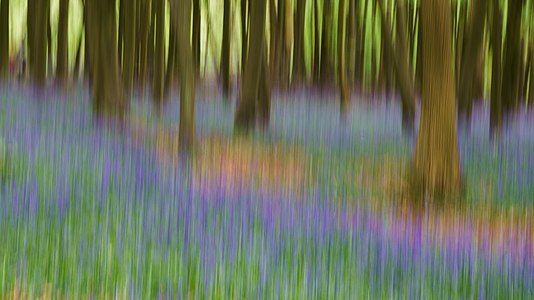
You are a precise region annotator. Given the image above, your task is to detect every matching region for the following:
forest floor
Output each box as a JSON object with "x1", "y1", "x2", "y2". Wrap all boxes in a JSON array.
[{"x1": 1, "y1": 86, "x2": 533, "y2": 298}]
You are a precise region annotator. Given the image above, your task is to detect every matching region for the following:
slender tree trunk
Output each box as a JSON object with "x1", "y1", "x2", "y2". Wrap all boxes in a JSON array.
[
  {"x1": 458, "y1": 0, "x2": 488, "y2": 129},
  {"x1": 313, "y1": 0, "x2": 320, "y2": 84},
  {"x1": 73, "y1": 31, "x2": 83, "y2": 79},
  {"x1": 28, "y1": 0, "x2": 50, "y2": 88},
  {"x1": 501, "y1": 0, "x2": 524, "y2": 116},
  {"x1": 354, "y1": 0, "x2": 363, "y2": 90},
  {"x1": 83, "y1": 1, "x2": 92, "y2": 85},
  {"x1": 377, "y1": 0, "x2": 415, "y2": 134},
  {"x1": 257, "y1": 43, "x2": 271, "y2": 128},
  {"x1": 455, "y1": 3, "x2": 467, "y2": 89},
  {"x1": 320, "y1": 0, "x2": 333, "y2": 89},
  {"x1": 241, "y1": 0, "x2": 248, "y2": 75},
  {"x1": 221, "y1": 0, "x2": 231, "y2": 96},
  {"x1": 164, "y1": 13, "x2": 177, "y2": 97},
  {"x1": 153, "y1": 0, "x2": 165, "y2": 104},
  {"x1": 0, "y1": 0, "x2": 9, "y2": 80},
  {"x1": 87, "y1": 0, "x2": 126, "y2": 118},
  {"x1": 530, "y1": 37, "x2": 534, "y2": 107},
  {"x1": 346, "y1": 0, "x2": 356, "y2": 85},
  {"x1": 170, "y1": 0, "x2": 196, "y2": 152},
  {"x1": 489, "y1": 0, "x2": 502, "y2": 137},
  {"x1": 235, "y1": 0, "x2": 267, "y2": 131},
  {"x1": 192, "y1": 0, "x2": 201, "y2": 76},
  {"x1": 138, "y1": 0, "x2": 151, "y2": 94},
  {"x1": 414, "y1": 0, "x2": 461, "y2": 196},
  {"x1": 56, "y1": 0, "x2": 69, "y2": 86},
  {"x1": 118, "y1": 0, "x2": 125, "y2": 65},
  {"x1": 338, "y1": 0, "x2": 349, "y2": 118},
  {"x1": 123, "y1": 0, "x2": 136, "y2": 92},
  {"x1": 292, "y1": 0, "x2": 307, "y2": 87}
]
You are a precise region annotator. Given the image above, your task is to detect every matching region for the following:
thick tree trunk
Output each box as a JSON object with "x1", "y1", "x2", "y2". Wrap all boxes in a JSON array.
[
  {"x1": 28, "y1": 0, "x2": 50, "y2": 88},
  {"x1": 414, "y1": 0, "x2": 461, "y2": 196},
  {"x1": 235, "y1": 0, "x2": 267, "y2": 131},
  {"x1": 338, "y1": 0, "x2": 348, "y2": 117},
  {"x1": 489, "y1": 0, "x2": 502, "y2": 137},
  {"x1": 153, "y1": 0, "x2": 165, "y2": 104},
  {"x1": 320, "y1": 0, "x2": 333, "y2": 89},
  {"x1": 87, "y1": 0, "x2": 126, "y2": 118},
  {"x1": 0, "y1": 0, "x2": 9, "y2": 80},
  {"x1": 56, "y1": 0, "x2": 69, "y2": 86},
  {"x1": 377, "y1": 0, "x2": 416, "y2": 134},
  {"x1": 192, "y1": 0, "x2": 201, "y2": 76},
  {"x1": 221, "y1": 0, "x2": 231, "y2": 96},
  {"x1": 501, "y1": 0, "x2": 524, "y2": 116},
  {"x1": 170, "y1": 0, "x2": 196, "y2": 152},
  {"x1": 458, "y1": 0, "x2": 488, "y2": 129},
  {"x1": 292, "y1": 0, "x2": 307, "y2": 87},
  {"x1": 123, "y1": 0, "x2": 136, "y2": 92}
]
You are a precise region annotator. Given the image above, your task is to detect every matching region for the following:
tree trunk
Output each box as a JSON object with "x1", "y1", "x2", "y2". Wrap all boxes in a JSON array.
[
  {"x1": 241, "y1": 0, "x2": 248, "y2": 75},
  {"x1": 458, "y1": 0, "x2": 488, "y2": 130},
  {"x1": 338, "y1": 0, "x2": 348, "y2": 117},
  {"x1": 257, "y1": 44, "x2": 271, "y2": 128},
  {"x1": 501, "y1": 0, "x2": 524, "y2": 116},
  {"x1": 122, "y1": 0, "x2": 136, "y2": 92},
  {"x1": 56, "y1": 0, "x2": 69, "y2": 86},
  {"x1": 83, "y1": 1, "x2": 92, "y2": 85},
  {"x1": 346, "y1": 0, "x2": 355, "y2": 85},
  {"x1": 530, "y1": 37, "x2": 534, "y2": 107},
  {"x1": 221, "y1": 0, "x2": 231, "y2": 96},
  {"x1": 192, "y1": 0, "x2": 201, "y2": 76},
  {"x1": 28, "y1": 0, "x2": 50, "y2": 88},
  {"x1": 377, "y1": 0, "x2": 416, "y2": 134},
  {"x1": 313, "y1": 0, "x2": 320, "y2": 84},
  {"x1": 235, "y1": 0, "x2": 267, "y2": 131},
  {"x1": 0, "y1": 0, "x2": 9, "y2": 80},
  {"x1": 353, "y1": 0, "x2": 363, "y2": 90},
  {"x1": 153, "y1": 0, "x2": 165, "y2": 104},
  {"x1": 320, "y1": 0, "x2": 333, "y2": 89},
  {"x1": 118, "y1": 0, "x2": 125, "y2": 65},
  {"x1": 137, "y1": 0, "x2": 151, "y2": 94},
  {"x1": 489, "y1": 0, "x2": 502, "y2": 137},
  {"x1": 414, "y1": 0, "x2": 461, "y2": 196},
  {"x1": 292, "y1": 0, "x2": 307, "y2": 87},
  {"x1": 87, "y1": 0, "x2": 126, "y2": 118},
  {"x1": 164, "y1": 12, "x2": 177, "y2": 97},
  {"x1": 170, "y1": 0, "x2": 196, "y2": 152}
]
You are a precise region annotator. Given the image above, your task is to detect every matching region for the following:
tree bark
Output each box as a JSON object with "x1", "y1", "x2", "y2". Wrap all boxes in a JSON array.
[
  {"x1": 313, "y1": 0, "x2": 320, "y2": 84},
  {"x1": 0, "y1": 0, "x2": 9, "y2": 80},
  {"x1": 241, "y1": 0, "x2": 248, "y2": 75},
  {"x1": 170, "y1": 0, "x2": 196, "y2": 152},
  {"x1": 489, "y1": 0, "x2": 502, "y2": 137},
  {"x1": 83, "y1": 0, "x2": 93, "y2": 85},
  {"x1": 414, "y1": 0, "x2": 461, "y2": 196},
  {"x1": 164, "y1": 12, "x2": 177, "y2": 97},
  {"x1": 137, "y1": 0, "x2": 151, "y2": 94},
  {"x1": 292, "y1": 0, "x2": 307, "y2": 87},
  {"x1": 235, "y1": 0, "x2": 267, "y2": 131},
  {"x1": 458, "y1": 0, "x2": 488, "y2": 129},
  {"x1": 221, "y1": 0, "x2": 231, "y2": 96},
  {"x1": 153, "y1": 0, "x2": 165, "y2": 104},
  {"x1": 28, "y1": 0, "x2": 50, "y2": 88},
  {"x1": 338, "y1": 0, "x2": 348, "y2": 117},
  {"x1": 87, "y1": 0, "x2": 126, "y2": 118},
  {"x1": 501, "y1": 0, "x2": 524, "y2": 116},
  {"x1": 377, "y1": 0, "x2": 416, "y2": 134}
]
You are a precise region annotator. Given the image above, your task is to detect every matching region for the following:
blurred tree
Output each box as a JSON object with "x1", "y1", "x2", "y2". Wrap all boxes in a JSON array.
[
  {"x1": 192, "y1": 0, "x2": 201, "y2": 75},
  {"x1": 137, "y1": 0, "x2": 151, "y2": 94},
  {"x1": 414, "y1": 0, "x2": 461, "y2": 196},
  {"x1": 489, "y1": 0, "x2": 502, "y2": 137},
  {"x1": 87, "y1": 0, "x2": 126, "y2": 118},
  {"x1": 27, "y1": 0, "x2": 50, "y2": 88},
  {"x1": 170, "y1": 0, "x2": 196, "y2": 151},
  {"x1": 0, "y1": 0, "x2": 8, "y2": 80},
  {"x1": 241, "y1": 0, "x2": 248, "y2": 75},
  {"x1": 292, "y1": 0, "x2": 306, "y2": 87},
  {"x1": 153, "y1": 0, "x2": 165, "y2": 105},
  {"x1": 313, "y1": 0, "x2": 320, "y2": 84},
  {"x1": 83, "y1": 0, "x2": 93, "y2": 85},
  {"x1": 501, "y1": 0, "x2": 524, "y2": 116},
  {"x1": 235, "y1": 0, "x2": 267, "y2": 131},
  {"x1": 458, "y1": 0, "x2": 488, "y2": 130},
  {"x1": 320, "y1": 0, "x2": 333, "y2": 89},
  {"x1": 221, "y1": 0, "x2": 231, "y2": 96},
  {"x1": 164, "y1": 11, "x2": 177, "y2": 97},
  {"x1": 56, "y1": 0, "x2": 70, "y2": 86},
  {"x1": 338, "y1": 0, "x2": 348, "y2": 117},
  {"x1": 122, "y1": 0, "x2": 136, "y2": 92}
]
